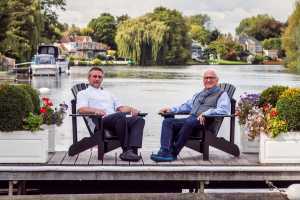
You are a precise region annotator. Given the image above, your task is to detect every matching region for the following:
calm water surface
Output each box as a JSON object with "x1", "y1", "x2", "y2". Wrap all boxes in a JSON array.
[{"x1": 30, "y1": 65, "x2": 300, "y2": 151}]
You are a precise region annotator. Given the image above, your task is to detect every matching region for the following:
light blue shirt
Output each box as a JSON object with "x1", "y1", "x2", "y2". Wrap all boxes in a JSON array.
[{"x1": 170, "y1": 92, "x2": 231, "y2": 116}]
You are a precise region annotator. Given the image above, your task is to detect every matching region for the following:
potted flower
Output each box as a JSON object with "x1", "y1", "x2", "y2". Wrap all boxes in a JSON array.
[
  {"x1": 236, "y1": 93, "x2": 260, "y2": 153},
  {"x1": 40, "y1": 97, "x2": 67, "y2": 152},
  {"x1": 259, "y1": 88, "x2": 300, "y2": 163},
  {"x1": 0, "y1": 84, "x2": 48, "y2": 163}
]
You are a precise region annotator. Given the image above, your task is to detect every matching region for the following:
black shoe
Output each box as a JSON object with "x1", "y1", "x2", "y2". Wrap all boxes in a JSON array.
[{"x1": 119, "y1": 149, "x2": 141, "y2": 162}]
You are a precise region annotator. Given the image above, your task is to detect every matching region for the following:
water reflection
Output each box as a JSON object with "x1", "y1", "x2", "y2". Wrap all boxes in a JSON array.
[{"x1": 14, "y1": 65, "x2": 300, "y2": 150}]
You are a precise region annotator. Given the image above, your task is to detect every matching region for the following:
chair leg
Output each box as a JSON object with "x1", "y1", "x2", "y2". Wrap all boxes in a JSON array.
[
  {"x1": 98, "y1": 139, "x2": 105, "y2": 160},
  {"x1": 202, "y1": 142, "x2": 209, "y2": 161}
]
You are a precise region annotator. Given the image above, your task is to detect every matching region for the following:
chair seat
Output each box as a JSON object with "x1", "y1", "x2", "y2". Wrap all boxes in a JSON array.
[
  {"x1": 104, "y1": 129, "x2": 118, "y2": 139},
  {"x1": 189, "y1": 129, "x2": 204, "y2": 140}
]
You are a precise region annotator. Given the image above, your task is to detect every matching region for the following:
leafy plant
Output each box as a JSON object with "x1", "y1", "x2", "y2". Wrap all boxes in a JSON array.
[
  {"x1": 0, "y1": 84, "x2": 33, "y2": 131},
  {"x1": 40, "y1": 97, "x2": 66, "y2": 126},
  {"x1": 245, "y1": 106, "x2": 267, "y2": 140},
  {"x1": 236, "y1": 93, "x2": 260, "y2": 125},
  {"x1": 23, "y1": 112, "x2": 43, "y2": 132},
  {"x1": 18, "y1": 84, "x2": 40, "y2": 114},
  {"x1": 259, "y1": 85, "x2": 288, "y2": 107},
  {"x1": 276, "y1": 88, "x2": 300, "y2": 131}
]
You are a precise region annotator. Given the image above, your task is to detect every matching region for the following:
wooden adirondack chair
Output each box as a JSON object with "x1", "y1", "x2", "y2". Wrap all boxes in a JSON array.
[
  {"x1": 68, "y1": 83, "x2": 121, "y2": 160},
  {"x1": 161, "y1": 83, "x2": 240, "y2": 160}
]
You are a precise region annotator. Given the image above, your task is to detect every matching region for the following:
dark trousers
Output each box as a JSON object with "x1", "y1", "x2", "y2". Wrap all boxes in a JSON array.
[
  {"x1": 100, "y1": 112, "x2": 145, "y2": 150},
  {"x1": 160, "y1": 115, "x2": 203, "y2": 155}
]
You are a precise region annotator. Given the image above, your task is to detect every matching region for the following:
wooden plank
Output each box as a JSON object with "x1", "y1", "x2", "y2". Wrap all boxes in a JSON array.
[
  {"x1": 61, "y1": 153, "x2": 78, "y2": 165},
  {"x1": 102, "y1": 150, "x2": 117, "y2": 166},
  {"x1": 243, "y1": 153, "x2": 259, "y2": 165},
  {"x1": 75, "y1": 150, "x2": 92, "y2": 165},
  {"x1": 89, "y1": 148, "x2": 102, "y2": 165},
  {"x1": 185, "y1": 149, "x2": 211, "y2": 165},
  {"x1": 169, "y1": 154, "x2": 185, "y2": 166},
  {"x1": 141, "y1": 151, "x2": 157, "y2": 166},
  {"x1": 47, "y1": 151, "x2": 66, "y2": 165},
  {"x1": 180, "y1": 149, "x2": 199, "y2": 166}
]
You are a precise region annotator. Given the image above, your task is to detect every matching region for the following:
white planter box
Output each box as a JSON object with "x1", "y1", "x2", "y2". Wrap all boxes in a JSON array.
[
  {"x1": 0, "y1": 130, "x2": 48, "y2": 163},
  {"x1": 260, "y1": 131, "x2": 300, "y2": 163},
  {"x1": 240, "y1": 125, "x2": 259, "y2": 153},
  {"x1": 42, "y1": 124, "x2": 56, "y2": 153}
]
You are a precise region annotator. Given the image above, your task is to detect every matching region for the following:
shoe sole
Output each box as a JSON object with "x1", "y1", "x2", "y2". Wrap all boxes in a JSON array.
[{"x1": 150, "y1": 155, "x2": 176, "y2": 162}]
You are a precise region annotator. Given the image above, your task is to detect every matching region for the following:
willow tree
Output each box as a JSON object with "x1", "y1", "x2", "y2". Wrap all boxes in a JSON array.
[
  {"x1": 282, "y1": 1, "x2": 300, "y2": 72},
  {"x1": 116, "y1": 7, "x2": 191, "y2": 65},
  {"x1": 116, "y1": 16, "x2": 169, "y2": 65}
]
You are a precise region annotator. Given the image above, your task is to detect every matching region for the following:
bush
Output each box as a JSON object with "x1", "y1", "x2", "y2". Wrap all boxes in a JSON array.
[
  {"x1": 259, "y1": 85, "x2": 288, "y2": 107},
  {"x1": 253, "y1": 55, "x2": 264, "y2": 64},
  {"x1": 91, "y1": 58, "x2": 101, "y2": 66},
  {"x1": 276, "y1": 88, "x2": 300, "y2": 131},
  {"x1": 18, "y1": 84, "x2": 40, "y2": 114},
  {"x1": 0, "y1": 84, "x2": 33, "y2": 131}
]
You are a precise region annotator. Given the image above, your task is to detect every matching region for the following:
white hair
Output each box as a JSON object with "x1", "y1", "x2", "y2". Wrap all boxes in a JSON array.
[{"x1": 202, "y1": 68, "x2": 219, "y2": 79}]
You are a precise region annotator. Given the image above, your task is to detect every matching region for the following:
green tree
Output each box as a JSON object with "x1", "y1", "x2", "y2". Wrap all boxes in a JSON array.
[
  {"x1": 282, "y1": 1, "x2": 300, "y2": 72},
  {"x1": 236, "y1": 14, "x2": 285, "y2": 41},
  {"x1": 150, "y1": 7, "x2": 191, "y2": 65},
  {"x1": 262, "y1": 38, "x2": 282, "y2": 50},
  {"x1": 0, "y1": 0, "x2": 42, "y2": 61},
  {"x1": 116, "y1": 16, "x2": 169, "y2": 65},
  {"x1": 0, "y1": 0, "x2": 65, "y2": 61},
  {"x1": 189, "y1": 24, "x2": 209, "y2": 45},
  {"x1": 116, "y1": 7, "x2": 191, "y2": 65},
  {"x1": 88, "y1": 13, "x2": 117, "y2": 49},
  {"x1": 208, "y1": 35, "x2": 243, "y2": 60},
  {"x1": 186, "y1": 14, "x2": 211, "y2": 27},
  {"x1": 117, "y1": 14, "x2": 130, "y2": 25}
]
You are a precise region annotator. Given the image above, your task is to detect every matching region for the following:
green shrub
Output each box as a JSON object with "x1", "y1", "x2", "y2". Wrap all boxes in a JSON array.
[
  {"x1": 18, "y1": 84, "x2": 40, "y2": 114},
  {"x1": 253, "y1": 55, "x2": 264, "y2": 64},
  {"x1": 23, "y1": 112, "x2": 43, "y2": 132},
  {"x1": 276, "y1": 88, "x2": 300, "y2": 131},
  {"x1": 0, "y1": 84, "x2": 33, "y2": 131},
  {"x1": 259, "y1": 85, "x2": 288, "y2": 107},
  {"x1": 91, "y1": 58, "x2": 101, "y2": 66}
]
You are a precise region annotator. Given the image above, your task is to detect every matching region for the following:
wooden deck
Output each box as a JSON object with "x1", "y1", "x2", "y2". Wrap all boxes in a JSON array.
[{"x1": 1, "y1": 148, "x2": 300, "y2": 182}]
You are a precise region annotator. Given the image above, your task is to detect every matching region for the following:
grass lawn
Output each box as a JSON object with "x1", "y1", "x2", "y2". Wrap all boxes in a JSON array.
[{"x1": 209, "y1": 59, "x2": 248, "y2": 65}]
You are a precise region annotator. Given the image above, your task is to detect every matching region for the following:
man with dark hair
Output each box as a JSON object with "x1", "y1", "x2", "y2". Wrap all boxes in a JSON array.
[
  {"x1": 151, "y1": 69, "x2": 231, "y2": 162},
  {"x1": 77, "y1": 67, "x2": 144, "y2": 161}
]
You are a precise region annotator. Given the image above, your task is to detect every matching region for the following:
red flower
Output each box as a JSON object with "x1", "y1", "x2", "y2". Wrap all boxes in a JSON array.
[
  {"x1": 39, "y1": 107, "x2": 47, "y2": 113},
  {"x1": 270, "y1": 109, "x2": 278, "y2": 117},
  {"x1": 46, "y1": 100, "x2": 53, "y2": 106},
  {"x1": 263, "y1": 103, "x2": 272, "y2": 112}
]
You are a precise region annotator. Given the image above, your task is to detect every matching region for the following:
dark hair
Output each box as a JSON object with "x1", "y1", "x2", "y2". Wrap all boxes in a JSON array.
[{"x1": 88, "y1": 67, "x2": 104, "y2": 77}]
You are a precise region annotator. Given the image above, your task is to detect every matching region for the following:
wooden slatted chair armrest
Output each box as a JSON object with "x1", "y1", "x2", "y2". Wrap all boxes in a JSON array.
[
  {"x1": 204, "y1": 114, "x2": 235, "y2": 118},
  {"x1": 69, "y1": 113, "x2": 103, "y2": 118},
  {"x1": 137, "y1": 112, "x2": 148, "y2": 117},
  {"x1": 159, "y1": 112, "x2": 190, "y2": 118}
]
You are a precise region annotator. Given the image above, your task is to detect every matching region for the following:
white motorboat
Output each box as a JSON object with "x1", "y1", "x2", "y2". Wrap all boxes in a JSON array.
[{"x1": 30, "y1": 45, "x2": 69, "y2": 76}]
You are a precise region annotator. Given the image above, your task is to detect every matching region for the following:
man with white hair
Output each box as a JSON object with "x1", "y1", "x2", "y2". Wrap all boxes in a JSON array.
[{"x1": 151, "y1": 69, "x2": 231, "y2": 162}]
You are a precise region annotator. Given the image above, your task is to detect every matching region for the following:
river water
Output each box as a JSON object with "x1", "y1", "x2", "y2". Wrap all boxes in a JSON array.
[{"x1": 29, "y1": 65, "x2": 300, "y2": 151}]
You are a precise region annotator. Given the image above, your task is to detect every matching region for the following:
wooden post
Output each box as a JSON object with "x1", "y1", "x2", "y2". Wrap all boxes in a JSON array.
[{"x1": 8, "y1": 181, "x2": 13, "y2": 196}]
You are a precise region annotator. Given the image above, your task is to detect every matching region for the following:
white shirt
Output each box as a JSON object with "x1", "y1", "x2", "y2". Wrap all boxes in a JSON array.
[{"x1": 76, "y1": 86, "x2": 123, "y2": 130}]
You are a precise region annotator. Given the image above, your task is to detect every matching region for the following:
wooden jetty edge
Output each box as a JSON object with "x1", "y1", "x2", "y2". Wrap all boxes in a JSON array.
[{"x1": 0, "y1": 148, "x2": 299, "y2": 197}]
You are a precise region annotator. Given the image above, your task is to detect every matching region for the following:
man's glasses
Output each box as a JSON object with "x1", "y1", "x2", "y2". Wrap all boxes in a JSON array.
[
  {"x1": 92, "y1": 75, "x2": 103, "y2": 78},
  {"x1": 204, "y1": 76, "x2": 217, "y2": 80}
]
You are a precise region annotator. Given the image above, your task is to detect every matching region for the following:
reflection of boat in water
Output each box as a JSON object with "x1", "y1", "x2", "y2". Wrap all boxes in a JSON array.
[{"x1": 30, "y1": 45, "x2": 69, "y2": 76}]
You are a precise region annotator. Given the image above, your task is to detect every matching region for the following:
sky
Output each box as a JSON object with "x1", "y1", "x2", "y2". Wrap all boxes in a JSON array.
[{"x1": 57, "y1": 0, "x2": 297, "y2": 34}]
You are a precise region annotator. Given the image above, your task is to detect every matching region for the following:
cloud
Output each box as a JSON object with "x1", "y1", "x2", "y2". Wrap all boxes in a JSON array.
[{"x1": 57, "y1": 0, "x2": 296, "y2": 33}]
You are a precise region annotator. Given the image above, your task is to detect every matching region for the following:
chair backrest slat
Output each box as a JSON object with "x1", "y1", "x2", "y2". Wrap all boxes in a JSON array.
[
  {"x1": 71, "y1": 83, "x2": 93, "y2": 136},
  {"x1": 71, "y1": 83, "x2": 89, "y2": 98},
  {"x1": 208, "y1": 83, "x2": 236, "y2": 135}
]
